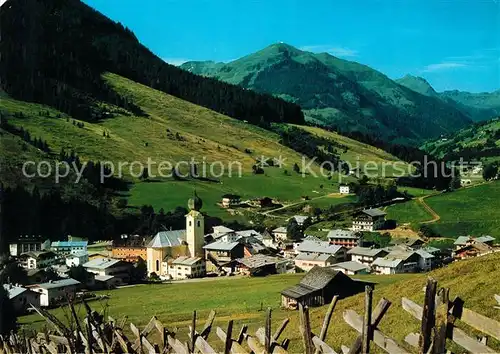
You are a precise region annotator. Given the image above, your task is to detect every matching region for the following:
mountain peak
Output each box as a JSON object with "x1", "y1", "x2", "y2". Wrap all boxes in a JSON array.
[{"x1": 396, "y1": 74, "x2": 437, "y2": 96}]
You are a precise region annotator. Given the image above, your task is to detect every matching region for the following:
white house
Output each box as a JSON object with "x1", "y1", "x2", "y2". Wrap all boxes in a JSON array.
[
  {"x1": 19, "y1": 251, "x2": 58, "y2": 270},
  {"x1": 352, "y1": 209, "x2": 386, "y2": 232},
  {"x1": 65, "y1": 251, "x2": 89, "y2": 267},
  {"x1": 163, "y1": 256, "x2": 205, "y2": 280},
  {"x1": 29, "y1": 278, "x2": 81, "y2": 307},
  {"x1": 327, "y1": 229, "x2": 360, "y2": 249},
  {"x1": 272, "y1": 227, "x2": 288, "y2": 242},
  {"x1": 221, "y1": 194, "x2": 241, "y2": 208},
  {"x1": 294, "y1": 253, "x2": 337, "y2": 272},
  {"x1": 339, "y1": 185, "x2": 350, "y2": 194},
  {"x1": 294, "y1": 240, "x2": 346, "y2": 271},
  {"x1": 3, "y1": 284, "x2": 40, "y2": 313},
  {"x1": 347, "y1": 247, "x2": 389, "y2": 267},
  {"x1": 83, "y1": 258, "x2": 133, "y2": 283}
]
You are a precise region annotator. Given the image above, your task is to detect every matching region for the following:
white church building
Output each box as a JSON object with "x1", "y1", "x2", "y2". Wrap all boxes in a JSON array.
[{"x1": 146, "y1": 193, "x2": 206, "y2": 280}]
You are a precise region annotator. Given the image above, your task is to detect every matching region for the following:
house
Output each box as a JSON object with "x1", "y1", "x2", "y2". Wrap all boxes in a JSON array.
[
  {"x1": 233, "y1": 254, "x2": 290, "y2": 276},
  {"x1": 94, "y1": 275, "x2": 122, "y2": 289},
  {"x1": 88, "y1": 251, "x2": 113, "y2": 260},
  {"x1": 371, "y1": 246, "x2": 434, "y2": 274},
  {"x1": 332, "y1": 261, "x2": 370, "y2": 275},
  {"x1": 261, "y1": 230, "x2": 275, "y2": 248},
  {"x1": 294, "y1": 253, "x2": 338, "y2": 272},
  {"x1": 280, "y1": 266, "x2": 374, "y2": 309},
  {"x1": 339, "y1": 185, "x2": 350, "y2": 194},
  {"x1": 221, "y1": 194, "x2": 241, "y2": 208},
  {"x1": 249, "y1": 197, "x2": 274, "y2": 208},
  {"x1": 352, "y1": 209, "x2": 386, "y2": 231},
  {"x1": 29, "y1": 278, "x2": 81, "y2": 307},
  {"x1": 347, "y1": 247, "x2": 389, "y2": 267},
  {"x1": 203, "y1": 241, "x2": 245, "y2": 273},
  {"x1": 163, "y1": 256, "x2": 206, "y2": 280},
  {"x1": 294, "y1": 240, "x2": 346, "y2": 271},
  {"x1": 327, "y1": 229, "x2": 361, "y2": 249},
  {"x1": 9, "y1": 236, "x2": 51, "y2": 257},
  {"x1": 453, "y1": 235, "x2": 495, "y2": 250},
  {"x1": 111, "y1": 246, "x2": 147, "y2": 263},
  {"x1": 293, "y1": 215, "x2": 310, "y2": 226},
  {"x1": 296, "y1": 240, "x2": 346, "y2": 261},
  {"x1": 272, "y1": 227, "x2": 288, "y2": 242},
  {"x1": 83, "y1": 258, "x2": 134, "y2": 283},
  {"x1": 3, "y1": 284, "x2": 41, "y2": 313},
  {"x1": 18, "y1": 251, "x2": 58, "y2": 270},
  {"x1": 51, "y1": 238, "x2": 88, "y2": 255},
  {"x1": 65, "y1": 251, "x2": 89, "y2": 267},
  {"x1": 26, "y1": 269, "x2": 47, "y2": 284},
  {"x1": 453, "y1": 242, "x2": 494, "y2": 259},
  {"x1": 147, "y1": 194, "x2": 206, "y2": 277}
]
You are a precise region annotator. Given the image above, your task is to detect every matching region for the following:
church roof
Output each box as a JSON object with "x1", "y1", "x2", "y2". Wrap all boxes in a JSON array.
[{"x1": 148, "y1": 230, "x2": 186, "y2": 248}]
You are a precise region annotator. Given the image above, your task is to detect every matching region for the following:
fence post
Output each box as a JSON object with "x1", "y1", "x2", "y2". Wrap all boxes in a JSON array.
[
  {"x1": 420, "y1": 278, "x2": 437, "y2": 354},
  {"x1": 361, "y1": 286, "x2": 373, "y2": 354}
]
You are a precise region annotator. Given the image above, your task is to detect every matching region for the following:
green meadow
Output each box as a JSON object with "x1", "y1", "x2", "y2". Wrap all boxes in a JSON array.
[
  {"x1": 385, "y1": 199, "x2": 433, "y2": 224},
  {"x1": 18, "y1": 252, "x2": 500, "y2": 353},
  {"x1": 425, "y1": 181, "x2": 500, "y2": 238}
]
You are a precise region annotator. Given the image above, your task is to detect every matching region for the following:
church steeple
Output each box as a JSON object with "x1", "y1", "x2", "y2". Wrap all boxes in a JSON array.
[{"x1": 186, "y1": 192, "x2": 204, "y2": 258}]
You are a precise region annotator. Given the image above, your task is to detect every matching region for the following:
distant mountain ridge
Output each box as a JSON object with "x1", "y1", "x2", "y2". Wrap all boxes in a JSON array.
[
  {"x1": 396, "y1": 75, "x2": 500, "y2": 121},
  {"x1": 182, "y1": 43, "x2": 473, "y2": 145}
]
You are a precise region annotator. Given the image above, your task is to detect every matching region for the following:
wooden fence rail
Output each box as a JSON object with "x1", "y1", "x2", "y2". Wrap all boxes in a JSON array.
[{"x1": 1, "y1": 278, "x2": 499, "y2": 353}]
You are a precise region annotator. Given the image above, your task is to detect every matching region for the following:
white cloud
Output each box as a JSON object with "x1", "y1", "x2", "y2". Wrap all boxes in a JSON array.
[
  {"x1": 162, "y1": 58, "x2": 191, "y2": 66},
  {"x1": 421, "y1": 62, "x2": 467, "y2": 73},
  {"x1": 299, "y1": 44, "x2": 358, "y2": 58}
]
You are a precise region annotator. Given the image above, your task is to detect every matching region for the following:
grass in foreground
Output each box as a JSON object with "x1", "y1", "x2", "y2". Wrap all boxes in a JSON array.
[{"x1": 18, "y1": 253, "x2": 500, "y2": 352}]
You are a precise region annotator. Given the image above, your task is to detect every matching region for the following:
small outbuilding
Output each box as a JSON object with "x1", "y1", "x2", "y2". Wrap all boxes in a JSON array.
[{"x1": 280, "y1": 266, "x2": 374, "y2": 309}]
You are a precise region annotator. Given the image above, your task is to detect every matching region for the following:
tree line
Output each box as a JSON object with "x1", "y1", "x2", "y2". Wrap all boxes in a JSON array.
[{"x1": 0, "y1": 0, "x2": 304, "y2": 128}]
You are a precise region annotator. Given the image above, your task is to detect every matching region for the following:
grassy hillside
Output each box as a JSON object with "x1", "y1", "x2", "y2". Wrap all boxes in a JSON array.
[
  {"x1": 386, "y1": 199, "x2": 434, "y2": 224},
  {"x1": 425, "y1": 181, "x2": 500, "y2": 238},
  {"x1": 1, "y1": 72, "x2": 407, "y2": 220},
  {"x1": 19, "y1": 253, "x2": 500, "y2": 352},
  {"x1": 182, "y1": 43, "x2": 473, "y2": 144},
  {"x1": 422, "y1": 117, "x2": 500, "y2": 162}
]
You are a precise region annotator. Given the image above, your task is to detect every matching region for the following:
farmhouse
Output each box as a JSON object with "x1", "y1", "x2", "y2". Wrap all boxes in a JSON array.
[
  {"x1": 18, "y1": 251, "x2": 58, "y2": 270},
  {"x1": 339, "y1": 185, "x2": 350, "y2": 194},
  {"x1": 3, "y1": 284, "x2": 40, "y2": 313},
  {"x1": 347, "y1": 247, "x2": 389, "y2": 266},
  {"x1": 272, "y1": 227, "x2": 288, "y2": 242},
  {"x1": 280, "y1": 266, "x2": 374, "y2": 309},
  {"x1": 83, "y1": 258, "x2": 134, "y2": 283},
  {"x1": 294, "y1": 253, "x2": 337, "y2": 271},
  {"x1": 9, "y1": 236, "x2": 50, "y2": 257},
  {"x1": 453, "y1": 235, "x2": 495, "y2": 250},
  {"x1": 146, "y1": 194, "x2": 206, "y2": 277},
  {"x1": 233, "y1": 254, "x2": 290, "y2": 276},
  {"x1": 203, "y1": 241, "x2": 245, "y2": 273},
  {"x1": 163, "y1": 256, "x2": 206, "y2": 280},
  {"x1": 221, "y1": 194, "x2": 241, "y2": 208},
  {"x1": 294, "y1": 240, "x2": 346, "y2": 271},
  {"x1": 371, "y1": 246, "x2": 434, "y2": 274},
  {"x1": 352, "y1": 208, "x2": 386, "y2": 231},
  {"x1": 327, "y1": 229, "x2": 360, "y2": 249},
  {"x1": 261, "y1": 230, "x2": 275, "y2": 248},
  {"x1": 65, "y1": 251, "x2": 89, "y2": 267},
  {"x1": 453, "y1": 242, "x2": 494, "y2": 259},
  {"x1": 29, "y1": 278, "x2": 81, "y2": 307},
  {"x1": 332, "y1": 261, "x2": 370, "y2": 275}
]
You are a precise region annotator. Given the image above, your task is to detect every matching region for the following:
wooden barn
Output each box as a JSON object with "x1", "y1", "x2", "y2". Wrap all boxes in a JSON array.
[{"x1": 280, "y1": 266, "x2": 374, "y2": 309}]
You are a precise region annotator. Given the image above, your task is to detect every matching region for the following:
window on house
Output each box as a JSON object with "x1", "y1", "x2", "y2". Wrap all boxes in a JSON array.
[
  {"x1": 189, "y1": 221, "x2": 192, "y2": 227},
  {"x1": 156, "y1": 260, "x2": 159, "y2": 272},
  {"x1": 197, "y1": 220, "x2": 200, "y2": 227}
]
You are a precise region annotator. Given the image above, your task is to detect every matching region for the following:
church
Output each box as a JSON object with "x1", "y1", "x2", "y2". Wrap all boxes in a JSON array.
[{"x1": 146, "y1": 193, "x2": 206, "y2": 280}]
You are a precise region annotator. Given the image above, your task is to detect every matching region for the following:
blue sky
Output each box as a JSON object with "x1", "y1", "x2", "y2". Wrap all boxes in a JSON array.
[{"x1": 84, "y1": 0, "x2": 499, "y2": 92}]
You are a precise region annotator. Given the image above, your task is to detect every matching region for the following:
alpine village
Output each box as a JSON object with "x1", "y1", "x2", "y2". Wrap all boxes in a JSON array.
[{"x1": 0, "y1": 0, "x2": 500, "y2": 353}]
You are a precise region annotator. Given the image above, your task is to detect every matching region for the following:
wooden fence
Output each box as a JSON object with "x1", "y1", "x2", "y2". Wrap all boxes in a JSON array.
[{"x1": 1, "y1": 277, "x2": 499, "y2": 353}]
